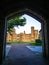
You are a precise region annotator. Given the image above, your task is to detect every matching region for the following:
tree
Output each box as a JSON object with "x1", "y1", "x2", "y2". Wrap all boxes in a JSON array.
[
  {"x1": 7, "y1": 16, "x2": 26, "y2": 33},
  {"x1": 7, "y1": 15, "x2": 26, "y2": 42}
]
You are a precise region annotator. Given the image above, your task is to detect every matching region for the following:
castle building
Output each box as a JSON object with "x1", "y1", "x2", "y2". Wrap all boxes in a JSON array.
[{"x1": 6, "y1": 27, "x2": 39, "y2": 42}]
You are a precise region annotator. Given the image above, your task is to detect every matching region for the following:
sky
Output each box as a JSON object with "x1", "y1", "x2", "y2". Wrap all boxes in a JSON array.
[{"x1": 14, "y1": 14, "x2": 41, "y2": 34}]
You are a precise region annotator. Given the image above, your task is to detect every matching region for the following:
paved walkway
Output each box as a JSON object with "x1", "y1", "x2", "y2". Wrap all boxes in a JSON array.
[
  {"x1": 26, "y1": 46, "x2": 42, "y2": 53},
  {"x1": 6, "y1": 45, "x2": 11, "y2": 56},
  {"x1": 3, "y1": 44, "x2": 48, "y2": 65}
]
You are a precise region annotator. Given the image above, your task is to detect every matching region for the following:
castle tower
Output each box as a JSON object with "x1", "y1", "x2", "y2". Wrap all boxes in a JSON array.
[
  {"x1": 24, "y1": 31, "x2": 25, "y2": 34},
  {"x1": 31, "y1": 27, "x2": 35, "y2": 36},
  {"x1": 31, "y1": 27, "x2": 34, "y2": 33},
  {"x1": 34, "y1": 30, "x2": 38, "y2": 40},
  {"x1": 31, "y1": 27, "x2": 35, "y2": 41}
]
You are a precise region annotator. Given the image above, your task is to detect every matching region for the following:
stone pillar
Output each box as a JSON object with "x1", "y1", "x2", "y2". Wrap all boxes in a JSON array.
[
  {"x1": 45, "y1": 19, "x2": 49, "y2": 59},
  {"x1": 41, "y1": 20, "x2": 49, "y2": 59},
  {"x1": 41, "y1": 22, "x2": 46, "y2": 57},
  {"x1": 0, "y1": 19, "x2": 6, "y2": 64}
]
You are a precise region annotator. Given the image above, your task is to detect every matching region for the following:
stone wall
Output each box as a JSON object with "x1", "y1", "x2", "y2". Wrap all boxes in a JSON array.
[{"x1": 6, "y1": 27, "x2": 39, "y2": 42}]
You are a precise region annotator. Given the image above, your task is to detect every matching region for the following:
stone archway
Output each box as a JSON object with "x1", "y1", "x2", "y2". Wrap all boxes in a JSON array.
[
  {"x1": 0, "y1": 8, "x2": 48, "y2": 64},
  {"x1": 5, "y1": 8, "x2": 47, "y2": 57},
  {"x1": 0, "y1": 0, "x2": 49, "y2": 64}
]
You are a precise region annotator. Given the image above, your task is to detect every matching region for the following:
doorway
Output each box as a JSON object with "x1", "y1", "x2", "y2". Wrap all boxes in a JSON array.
[{"x1": 4, "y1": 9, "x2": 47, "y2": 65}]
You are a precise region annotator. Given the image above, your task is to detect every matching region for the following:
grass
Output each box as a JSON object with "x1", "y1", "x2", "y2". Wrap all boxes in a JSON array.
[
  {"x1": 7, "y1": 41, "x2": 42, "y2": 46},
  {"x1": 29, "y1": 41, "x2": 36, "y2": 46},
  {"x1": 7, "y1": 41, "x2": 30, "y2": 44}
]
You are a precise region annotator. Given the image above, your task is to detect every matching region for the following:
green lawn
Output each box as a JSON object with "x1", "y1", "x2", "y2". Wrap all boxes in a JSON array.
[
  {"x1": 7, "y1": 41, "x2": 42, "y2": 46},
  {"x1": 7, "y1": 41, "x2": 30, "y2": 44}
]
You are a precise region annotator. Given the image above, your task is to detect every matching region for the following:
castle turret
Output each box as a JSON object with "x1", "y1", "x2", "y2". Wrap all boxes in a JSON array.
[
  {"x1": 31, "y1": 27, "x2": 35, "y2": 41},
  {"x1": 34, "y1": 30, "x2": 38, "y2": 39},
  {"x1": 31, "y1": 27, "x2": 34, "y2": 33},
  {"x1": 31, "y1": 27, "x2": 35, "y2": 36},
  {"x1": 24, "y1": 31, "x2": 25, "y2": 34}
]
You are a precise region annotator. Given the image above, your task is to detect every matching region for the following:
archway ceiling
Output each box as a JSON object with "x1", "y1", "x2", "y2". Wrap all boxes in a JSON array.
[{"x1": 0, "y1": 0, "x2": 49, "y2": 19}]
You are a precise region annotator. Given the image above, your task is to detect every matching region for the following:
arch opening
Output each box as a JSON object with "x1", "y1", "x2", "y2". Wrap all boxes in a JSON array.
[{"x1": 4, "y1": 8, "x2": 47, "y2": 60}]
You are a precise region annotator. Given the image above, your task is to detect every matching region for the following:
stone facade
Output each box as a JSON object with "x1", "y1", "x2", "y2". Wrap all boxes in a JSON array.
[{"x1": 6, "y1": 27, "x2": 39, "y2": 42}]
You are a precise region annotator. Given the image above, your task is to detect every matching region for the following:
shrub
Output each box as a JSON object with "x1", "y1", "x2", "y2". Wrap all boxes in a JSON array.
[{"x1": 35, "y1": 39, "x2": 42, "y2": 45}]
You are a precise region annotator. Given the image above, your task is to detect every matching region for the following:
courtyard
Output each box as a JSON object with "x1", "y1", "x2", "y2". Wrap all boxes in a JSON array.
[
  {"x1": 6, "y1": 44, "x2": 42, "y2": 56},
  {"x1": 3, "y1": 44, "x2": 48, "y2": 65}
]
